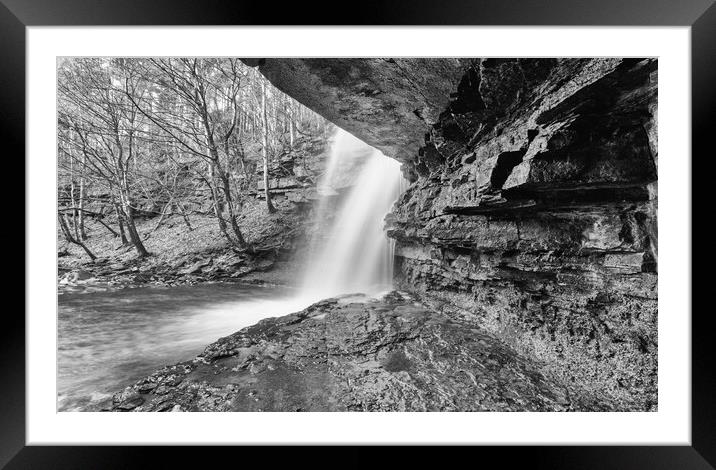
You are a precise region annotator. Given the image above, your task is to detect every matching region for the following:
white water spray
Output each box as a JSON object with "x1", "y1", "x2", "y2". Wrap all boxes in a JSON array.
[{"x1": 301, "y1": 128, "x2": 405, "y2": 299}]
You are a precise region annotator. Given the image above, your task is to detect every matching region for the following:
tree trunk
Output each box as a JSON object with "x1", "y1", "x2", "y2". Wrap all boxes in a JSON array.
[
  {"x1": 68, "y1": 153, "x2": 80, "y2": 239},
  {"x1": 219, "y1": 170, "x2": 246, "y2": 247},
  {"x1": 58, "y1": 213, "x2": 96, "y2": 261},
  {"x1": 261, "y1": 80, "x2": 276, "y2": 214},
  {"x1": 77, "y1": 152, "x2": 88, "y2": 240},
  {"x1": 149, "y1": 202, "x2": 170, "y2": 235},
  {"x1": 119, "y1": 196, "x2": 149, "y2": 257},
  {"x1": 95, "y1": 215, "x2": 119, "y2": 238},
  {"x1": 289, "y1": 102, "x2": 296, "y2": 149},
  {"x1": 207, "y1": 145, "x2": 244, "y2": 248},
  {"x1": 177, "y1": 205, "x2": 193, "y2": 231},
  {"x1": 207, "y1": 160, "x2": 237, "y2": 247},
  {"x1": 114, "y1": 201, "x2": 129, "y2": 244},
  {"x1": 61, "y1": 207, "x2": 118, "y2": 238}
]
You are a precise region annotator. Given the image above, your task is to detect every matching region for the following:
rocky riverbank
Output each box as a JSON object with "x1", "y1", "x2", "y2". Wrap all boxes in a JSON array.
[
  {"x1": 103, "y1": 291, "x2": 614, "y2": 412},
  {"x1": 58, "y1": 246, "x2": 301, "y2": 294}
]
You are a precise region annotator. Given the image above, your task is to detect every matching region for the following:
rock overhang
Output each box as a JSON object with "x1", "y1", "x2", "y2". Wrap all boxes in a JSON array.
[{"x1": 242, "y1": 57, "x2": 659, "y2": 410}]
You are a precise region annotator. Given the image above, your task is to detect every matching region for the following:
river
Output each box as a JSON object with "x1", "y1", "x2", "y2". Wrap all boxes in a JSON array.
[{"x1": 57, "y1": 283, "x2": 311, "y2": 411}]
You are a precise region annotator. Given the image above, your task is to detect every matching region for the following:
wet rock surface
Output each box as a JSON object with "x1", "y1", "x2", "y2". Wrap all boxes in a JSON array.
[{"x1": 104, "y1": 292, "x2": 611, "y2": 412}]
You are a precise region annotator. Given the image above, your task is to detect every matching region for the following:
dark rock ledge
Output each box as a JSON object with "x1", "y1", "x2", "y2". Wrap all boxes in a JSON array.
[{"x1": 103, "y1": 292, "x2": 614, "y2": 412}]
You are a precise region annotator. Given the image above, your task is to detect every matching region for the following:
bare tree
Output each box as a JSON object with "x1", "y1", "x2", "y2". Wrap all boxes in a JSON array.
[
  {"x1": 57, "y1": 57, "x2": 333, "y2": 262},
  {"x1": 124, "y1": 58, "x2": 248, "y2": 248},
  {"x1": 260, "y1": 79, "x2": 276, "y2": 213},
  {"x1": 58, "y1": 58, "x2": 149, "y2": 257}
]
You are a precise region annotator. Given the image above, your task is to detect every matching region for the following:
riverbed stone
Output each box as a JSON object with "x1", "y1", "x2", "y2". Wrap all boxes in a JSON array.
[
  {"x1": 117, "y1": 394, "x2": 145, "y2": 410},
  {"x1": 108, "y1": 292, "x2": 613, "y2": 412},
  {"x1": 181, "y1": 259, "x2": 212, "y2": 275}
]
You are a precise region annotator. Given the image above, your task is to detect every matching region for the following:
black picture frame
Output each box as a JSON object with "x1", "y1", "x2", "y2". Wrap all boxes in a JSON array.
[{"x1": 4, "y1": 0, "x2": 712, "y2": 467}]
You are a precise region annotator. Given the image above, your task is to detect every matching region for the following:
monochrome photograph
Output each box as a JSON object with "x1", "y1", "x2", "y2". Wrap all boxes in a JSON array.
[{"x1": 56, "y1": 57, "x2": 658, "y2": 413}]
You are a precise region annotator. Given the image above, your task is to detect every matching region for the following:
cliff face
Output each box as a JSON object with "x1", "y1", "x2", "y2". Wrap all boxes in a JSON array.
[{"x1": 255, "y1": 58, "x2": 658, "y2": 410}]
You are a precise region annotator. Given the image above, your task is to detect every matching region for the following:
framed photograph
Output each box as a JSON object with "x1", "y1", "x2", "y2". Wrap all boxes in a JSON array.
[{"x1": 6, "y1": 0, "x2": 712, "y2": 466}]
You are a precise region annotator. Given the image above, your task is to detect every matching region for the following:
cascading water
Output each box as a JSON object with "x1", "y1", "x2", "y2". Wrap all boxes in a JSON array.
[{"x1": 301, "y1": 128, "x2": 405, "y2": 300}]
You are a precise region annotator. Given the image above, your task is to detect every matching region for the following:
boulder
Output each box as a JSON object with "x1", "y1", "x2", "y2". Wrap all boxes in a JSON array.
[
  {"x1": 62, "y1": 269, "x2": 93, "y2": 284},
  {"x1": 180, "y1": 258, "x2": 212, "y2": 275}
]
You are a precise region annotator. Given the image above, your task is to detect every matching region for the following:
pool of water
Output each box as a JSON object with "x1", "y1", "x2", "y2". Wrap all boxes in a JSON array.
[{"x1": 57, "y1": 283, "x2": 313, "y2": 411}]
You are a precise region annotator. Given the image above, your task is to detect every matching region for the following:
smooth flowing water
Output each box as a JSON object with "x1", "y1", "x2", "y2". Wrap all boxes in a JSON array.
[
  {"x1": 301, "y1": 128, "x2": 405, "y2": 299},
  {"x1": 58, "y1": 284, "x2": 312, "y2": 411}
]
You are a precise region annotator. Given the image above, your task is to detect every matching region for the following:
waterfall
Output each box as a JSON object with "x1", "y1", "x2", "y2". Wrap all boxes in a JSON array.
[{"x1": 301, "y1": 128, "x2": 405, "y2": 300}]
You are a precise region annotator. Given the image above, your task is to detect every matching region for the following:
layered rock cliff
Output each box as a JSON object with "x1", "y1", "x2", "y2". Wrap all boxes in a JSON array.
[{"x1": 255, "y1": 58, "x2": 658, "y2": 411}]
